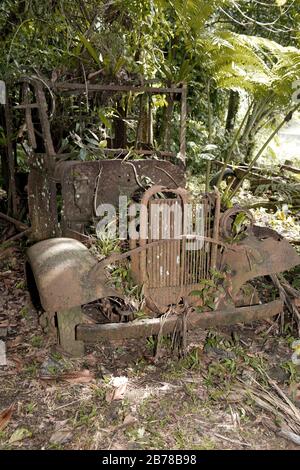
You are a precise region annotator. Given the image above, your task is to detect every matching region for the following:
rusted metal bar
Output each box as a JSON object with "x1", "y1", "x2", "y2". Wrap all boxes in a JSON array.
[
  {"x1": 4, "y1": 228, "x2": 31, "y2": 242},
  {"x1": 4, "y1": 93, "x2": 17, "y2": 216},
  {"x1": 14, "y1": 104, "x2": 39, "y2": 109},
  {"x1": 53, "y1": 83, "x2": 183, "y2": 94},
  {"x1": 179, "y1": 82, "x2": 187, "y2": 165},
  {"x1": 31, "y1": 81, "x2": 58, "y2": 239},
  {"x1": 280, "y1": 164, "x2": 300, "y2": 174},
  {"x1": 34, "y1": 81, "x2": 55, "y2": 161},
  {"x1": 0, "y1": 211, "x2": 29, "y2": 231},
  {"x1": 91, "y1": 234, "x2": 232, "y2": 276},
  {"x1": 77, "y1": 299, "x2": 283, "y2": 342},
  {"x1": 210, "y1": 190, "x2": 221, "y2": 270},
  {"x1": 102, "y1": 149, "x2": 177, "y2": 157},
  {"x1": 57, "y1": 307, "x2": 84, "y2": 356},
  {"x1": 22, "y1": 83, "x2": 37, "y2": 149}
]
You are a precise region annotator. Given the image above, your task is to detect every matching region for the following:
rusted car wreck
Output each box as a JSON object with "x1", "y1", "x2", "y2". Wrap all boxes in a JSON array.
[
  {"x1": 26, "y1": 186, "x2": 300, "y2": 356},
  {"x1": 9, "y1": 77, "x2": 299, "y2": 356}
]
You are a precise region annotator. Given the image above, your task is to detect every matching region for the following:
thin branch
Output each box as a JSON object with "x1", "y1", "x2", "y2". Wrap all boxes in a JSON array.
[{"x1": 229, "y1": 101, "x2": 300, "y2": 199}]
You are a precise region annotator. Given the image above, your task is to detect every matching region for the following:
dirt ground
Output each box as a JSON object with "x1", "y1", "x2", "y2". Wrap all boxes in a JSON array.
[{"x1": 0, "y1": 243, "x2": 300, "y2": 450}]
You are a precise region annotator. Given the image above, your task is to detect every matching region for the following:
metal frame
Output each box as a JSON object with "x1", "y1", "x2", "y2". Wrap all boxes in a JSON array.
[
  {"x1": 52, "y1": 81, "x2": 187, "y2": 163},
  {"x1": 14, "y1": 78, "x2": 187, "y2": 240},
  {"x1": 25, "y1": 186, "x2": 300, "y2": 356}
]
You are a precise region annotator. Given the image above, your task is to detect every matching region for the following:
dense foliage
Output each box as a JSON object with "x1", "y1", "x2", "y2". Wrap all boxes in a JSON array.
[{"x1": 0, "y1": 0, "x2": 300, "y2": 190}]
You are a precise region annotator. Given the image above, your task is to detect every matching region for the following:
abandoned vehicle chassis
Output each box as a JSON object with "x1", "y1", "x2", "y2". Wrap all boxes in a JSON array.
[
  {"x1": 14, "y1": 78, "x2": 299, "y2": 356},
  {"x1": 26, "y1": 186, "x2": 300, "y2": 356}
]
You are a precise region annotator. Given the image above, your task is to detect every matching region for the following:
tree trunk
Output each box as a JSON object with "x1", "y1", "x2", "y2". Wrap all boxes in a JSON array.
[
  {"x1": 113, "y1": 100, "x2": 127, "y2": 148},
  {"x1": 136, "y1": 94, "x2": 153, "y2": 149},
  {"x1": 0, "y1": 108, "x2": 9, "y2": 194},
  {"x1": 159, "y1": 93, "x2": 174, "y2": 149},
  {"x1": 225, "y1": 90, "x2": 240, "y2": 134}
]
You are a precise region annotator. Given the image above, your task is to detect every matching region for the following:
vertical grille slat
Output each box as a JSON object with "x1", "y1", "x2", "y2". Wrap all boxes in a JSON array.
[{"x1": 142, "y1": 193, "x2": 216, "y2": 294}]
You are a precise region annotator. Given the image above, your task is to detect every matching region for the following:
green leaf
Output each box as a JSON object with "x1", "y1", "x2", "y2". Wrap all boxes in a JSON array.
[
  {"x1": 206, "y1": 300, "x2": 215, "y2": 310},
  {"x1": 232, "y1": 212, "x2": 247, "y2": 235},
  {"x1": 78, "y1": 33, "x2": 100, "y2": 65},
  {"x1": 190, "y1": 289, "x2": 204, "y2": 297},
  {"x1": 79, "y1": 148, "x2": 87, "y2": 160},
  {"x1": 98, "y1": 111, "x2": 112, "y2": 129},
  {"x1": 99, "y1": 139, "x2": 107, "y2": 148},
  {"x1": 9, "y1": 427, "x2": 32, "y2": 443}
]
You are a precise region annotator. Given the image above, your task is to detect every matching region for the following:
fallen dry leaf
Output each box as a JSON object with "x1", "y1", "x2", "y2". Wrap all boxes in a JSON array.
[
  {"x1": 0, "y1": 247, "x2": 15, "y2": 260},
  {"x1": 53, "y1": 419, "x2": 69, "y2": 431},
  {"x1": 84, "y1": 353, "x2": 98, "y2": 367},
  {"x1": 0, "y1": 403, "x2": 14, "y2": 431},
  {"x1": 40, "y1": 369, "x2": 95, "y2": 384},
  {"x1": 49, "y1": 430, "x2": 72, "y2": 445},
  {"x1": 61, "y1": 369, "x2": 95, "y2": 384},
  {"x1": 9, "y1": 427, "x2": 32, "y2": 443},
  {"x1": 123, "y1": 414, "x2": 137, "y2": 426},
  {"x1": 7, "y1": 336, "x2": 22, "y2": 348},
  {"x1": 10, "y1": 355, "x2": 23, "y2": 372},
  {"x1": 106, "y1": 376, "x2": 128, "y2": 402}
]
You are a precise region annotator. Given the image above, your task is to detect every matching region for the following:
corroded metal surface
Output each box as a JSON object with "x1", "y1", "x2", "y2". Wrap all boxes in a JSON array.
[
  {"x1": 25, "y1": 185, "x2": 300, "y2": 355},
  {"x1": 219, "y1": 225, "x2": 300, "y2": 299},
  {"x1": 28, "y1": 166, "x2": 58, "y2": 240},
  {"x1": 26, "y1": 238, "x2": 121, "y2": 311},
  {"x1": 129, "y1": 186, "x2": 220, "y2": 311},
  {"x1": 77, "y1": 299, "x2": 284, "y2": 342},
  {"x1": 16, "y1": 78, "x2": 187, "y2": 241},
  {"x1": 54, "y1": 160, "x2": 186, "y2": 235},
  {"x1": 19, "y1": 78, "x2": 58, "y2": 241}
]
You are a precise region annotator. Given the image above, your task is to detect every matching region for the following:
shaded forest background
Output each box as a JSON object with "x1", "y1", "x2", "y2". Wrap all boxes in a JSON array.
[{"x1": 1, "y1": 0, "x2": 300, "y2": 208}]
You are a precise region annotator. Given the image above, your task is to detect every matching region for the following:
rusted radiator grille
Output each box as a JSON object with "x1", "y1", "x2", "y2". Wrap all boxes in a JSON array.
[{"x1": 145, "y1": 196, "x2": 213, "y2": 289}]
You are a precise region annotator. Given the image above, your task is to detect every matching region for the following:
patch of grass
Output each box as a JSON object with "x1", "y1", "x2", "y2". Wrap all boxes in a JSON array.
[
  {"x1": 193, "y1": 436, "x2": 216, "y2": 450},
  {"x1": 47, "y1": 443, "x2": 64, "y2": 450},
  {"x1": 205, "y1": 331, "x2": 232, "y2": 349},
  {"x1": 15, "y1": 280, "x2": 25, "y2": 290},
  {"x1": 74, "y1": 405, "x2": 97, "y2": 428},
  {"x1": 134, "y1": 310, "x2": 149, "y2": 319},
  {"x1": 54, "y1": 390, "x2": 62, "y2": 402},
  {"x1": 120, "y1": 397, "x2": 131, "y2": 417},
  {"x1": 0, "y1": 430, "x2": 7, "y2": 440},
  {"x1": 3, "y1": 257, "x2": 17, "y2": 270},
  {"x1": 179, "y1": 348, "x2": 201, "y2": 370},
  {"x1": 93, "y1": 386, "x2": 106, "y2": 401},
  {"x1": 146, "y1": 336, "x2": 156, "y2": 351},
  {"x1": 20, "y1": 306, "x2": 28, "y2": 319},
  {"x1": 25, "y1": 362, "x2": 39, "y2": 377},
  {"x1": 95, "y1": 235, "x2": 120, "y2": 257},
  {"x1": 47, "y1": 365, "x2": 61, "y2": 375},
  {"x1": 184, "y1": 383, "x2": 201, "y2": 405},
  {"x1": 163, "y1": 347, "x2": 202, "y2": 381},
  {"x1": 280, "y1": 360, "x2": 300, "y2": 384},
  {"x1": 51, "y1": 352, "x2": 63, "y2": 362},
  {"x1": 25, "y1": 402, "x2": 37, "y2": 414},
  {"x1": 30, "y1": 335, "x2": 43, "y2": 348},
  {"x1": 138, "y1": 396, "x2": 155, "y2": 417},
  {"x1": 174, "y1": 428, "x2": 188, "y2": 449},
  {"x1": 163, "y1": 364, "x2": 185, "y2": 380},
  {"x1": 207, "y1": 388, "x2": 227, "y2": 401},
  {"x1": 135, "y1": 357, "x2": 147, "y2": 368}
]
